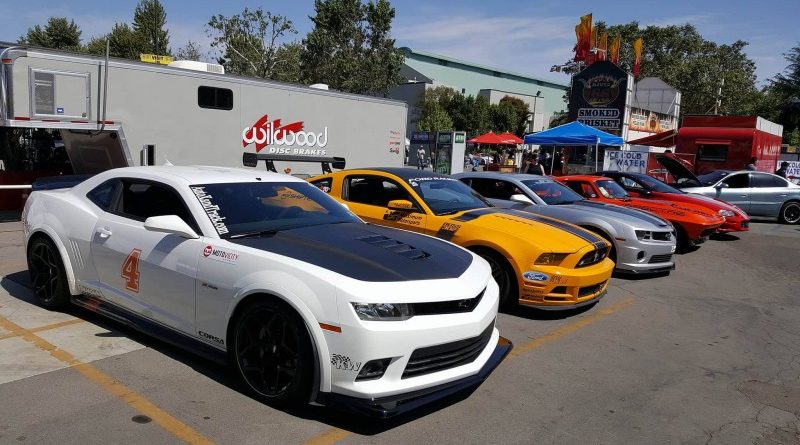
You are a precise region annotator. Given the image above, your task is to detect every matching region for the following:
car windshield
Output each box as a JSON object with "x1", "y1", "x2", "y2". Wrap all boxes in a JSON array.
[
  {"x1": 596, "y1": 179, "x2": 630, "y2": 199},
  {"x1": 190, "y1": 182, "x2": 359, "y2": 238},
  {"x1": 407, "y1": 176, "x2": 491, "y2": 215},
  {"x1": 628, "y1": 174, "x2": 684, "y2": 194},
  {"x1": 697, "y1": 171, "x2": 730, "y2": 185},
  {"x1": 522, "y1": 179, "x2": 584, "y2": 205}
]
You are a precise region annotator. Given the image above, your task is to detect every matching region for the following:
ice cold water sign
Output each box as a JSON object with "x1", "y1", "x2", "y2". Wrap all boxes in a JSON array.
[{"x1": 603, "y1": 150, "x2": 647, "y2": 174}]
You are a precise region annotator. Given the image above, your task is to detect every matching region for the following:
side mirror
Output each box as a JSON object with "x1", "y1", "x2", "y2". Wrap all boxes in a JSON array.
[
  {"x1": 509, "y1": 194, "x2": 534, "y2": 205},
  {"x1": 387, "y1": 199, "x2": 415, "y2": 211},
  {"x1": 144, "y1": 215, "x2": 199, "y2": 239},
  {"x1": 715, "y1": 183, "x2": 729, "y2": 189}
]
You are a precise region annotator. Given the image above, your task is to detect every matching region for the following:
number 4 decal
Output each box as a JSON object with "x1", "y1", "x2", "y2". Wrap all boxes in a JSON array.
[{"x1": 121, "y1": 248, "x2": 142, "y2": 292}]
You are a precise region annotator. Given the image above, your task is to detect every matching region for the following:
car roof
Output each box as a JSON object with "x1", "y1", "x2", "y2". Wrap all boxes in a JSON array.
[
  {"x1": 362, "y1": 167, "x2": 452, "y2": 180},
  {"x1": 456, "y1": 172, "x2": 554, "y2": 181},
  {"x1": 93, "y1": 165, "x2": 305, "y2": 185},
  {"x1": 560, "y1": 175, "x2": 607, "y2": 181}
]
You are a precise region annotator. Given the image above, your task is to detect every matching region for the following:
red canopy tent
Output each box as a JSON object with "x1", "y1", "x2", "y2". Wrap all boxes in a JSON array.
[
  {"x1": 498, "y1": 132, "x2": 523, "y2": 144},
  {"x1": 467, "y1": 131, "x2": 506, "y2": 145}
]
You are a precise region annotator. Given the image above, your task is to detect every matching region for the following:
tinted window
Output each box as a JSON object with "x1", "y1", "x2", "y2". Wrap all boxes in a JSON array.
[
  {"x1": 751, "y1": 173, "x2": 787, "y2": 188},
  {"x1": 345, "y1": 176, "x2": 418, "y2": 209},
  {"x1": 406, "y1": 177, "x2": 489, "y2": 215},
  {"x1": 698, "y1": 145, "x2": 728, "y2": 162},
  {"x1": 190, "y1": 182, "x2": 359, "y2": 237},
  {"x1": 522, "y1": 179, "x2": 583, "y2": 205},
  {"x1": 626, "y1": 173, "x2": 683, "y2": 193},
  {"x1": 565, "y1": 181, "x2": 597, "y2": 198},
  {"x1": 467, "y1": 178, "x2": 522, "y2": 200},
  {"x1": 310, "y1": 178, "x2": 332, "y2": 194},
  {"x1": 722, "y1": 173, "x2": 749, "y2": 188},
  {"x1": 595, "y1": 180, "x2": 629, "y2": 199},
  {"x1": 619, "y1": 176, "x2": 644, "y2": 190},
  {"x1": 86, "y1": 180, "x2": 118, "y2": 210},
  {"x1": 198, "y1": 86, "x2": 233, "y2": 110},
  {"x1": 116, "y1": 181, "x2": 196, "y2": 229},
  {"x1": 697, "y1": 171, "x2": 731, "y2": 186}
]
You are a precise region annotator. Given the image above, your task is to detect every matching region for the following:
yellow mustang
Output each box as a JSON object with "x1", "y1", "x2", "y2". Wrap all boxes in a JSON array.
[{"x1": 309, "y1": 168, "x2": 614, "y2": 310}]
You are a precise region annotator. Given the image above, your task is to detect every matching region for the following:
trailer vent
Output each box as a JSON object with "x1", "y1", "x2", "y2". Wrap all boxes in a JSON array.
[{"x1": 168, "y1": 60, "x2": 225, "y2": 75}]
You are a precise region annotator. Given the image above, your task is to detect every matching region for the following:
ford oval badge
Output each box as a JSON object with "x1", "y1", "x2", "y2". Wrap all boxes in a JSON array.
[{"x1": 523, "y1": 271, "x2": 549, "y2": 282}]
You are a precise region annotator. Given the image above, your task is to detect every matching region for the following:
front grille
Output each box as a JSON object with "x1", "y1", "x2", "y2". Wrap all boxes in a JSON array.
[
  {"x1": 551, "y1": 286, "x2": 567, "y2": 294},
  {"x1": 357, "y1": 234, "x2": 430, "y2": 260},
  {"x1": 649, "y1": 254, "x2": 673, "y2": 264},
  {"x1": 652, "y1": 231, "x2": 673, "y2": 241},
  {"x1": 576, "y1": 246, "x2": 609, "y2": 268},
  {"x1": 402, "y1": 322, "x2": 494, "y2": 379},
  {"x1": 411, "y1": 288, "x2": 485, "y2": 316},
  {"x1": 579, "y1": 281, "x2": 606, "y2": 298}
]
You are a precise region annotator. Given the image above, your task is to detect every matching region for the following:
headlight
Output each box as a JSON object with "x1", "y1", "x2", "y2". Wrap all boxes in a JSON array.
[
  {"x1": 352, "y1": 303, "x2": 412, "y2": 321},
  {"x1": 534, "y1": 252, "x2": 569, "y2": 265},
  {"x1": 635, "y1": 230, "x2": 653, "y2": 240},
  {"x1": 718, "y1": 209, "x2": 735, "y2": 217}
]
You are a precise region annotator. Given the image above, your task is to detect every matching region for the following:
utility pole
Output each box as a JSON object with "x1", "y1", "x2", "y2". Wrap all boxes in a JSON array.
[{"x1": 713, "y1": 76, "x2": 725, "y2": 115}]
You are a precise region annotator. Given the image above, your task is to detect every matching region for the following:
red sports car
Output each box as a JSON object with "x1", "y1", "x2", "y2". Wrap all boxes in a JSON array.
[
  {"x1": 595, "y1": 171, "x2": 750, "y2": 233},
  {"x1": 558, "y1": 175, "x2": 725, "y2": 246}
]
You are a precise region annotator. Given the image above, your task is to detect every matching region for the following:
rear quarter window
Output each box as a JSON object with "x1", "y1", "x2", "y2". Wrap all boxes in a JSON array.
[{"x1": 86, "y1": 180, "x2": 118, "y2": 211}]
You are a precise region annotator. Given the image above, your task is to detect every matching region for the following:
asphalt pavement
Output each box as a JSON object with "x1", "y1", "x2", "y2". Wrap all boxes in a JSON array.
[{"x1": 1, "y1": 220, "x2": 799, "y2": 444}]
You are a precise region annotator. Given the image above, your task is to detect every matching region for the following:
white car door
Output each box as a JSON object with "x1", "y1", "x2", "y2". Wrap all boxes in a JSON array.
[{"x1": 90, "y1": 179, "x2": 202, "y2": 335}]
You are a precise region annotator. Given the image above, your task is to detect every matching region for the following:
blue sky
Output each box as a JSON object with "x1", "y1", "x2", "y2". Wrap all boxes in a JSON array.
[{"x1": 1, "y1": 0, "x2": 797, "y2": 85}]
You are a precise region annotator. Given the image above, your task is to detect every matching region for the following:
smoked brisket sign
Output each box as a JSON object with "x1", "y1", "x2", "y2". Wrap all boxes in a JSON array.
[{"x1": 569, "y1": 61, "x2": 629, "y2": 135}]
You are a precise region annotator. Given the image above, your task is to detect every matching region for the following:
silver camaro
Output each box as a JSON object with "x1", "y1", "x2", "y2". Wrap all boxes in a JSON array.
[{"x1": 455, "y1": 172, "x2": 677, "y2": 275}]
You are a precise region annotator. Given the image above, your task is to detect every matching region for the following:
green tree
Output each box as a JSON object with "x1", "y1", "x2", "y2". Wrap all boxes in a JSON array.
[
  {"x1": 467, "y1": 95, "x2": 493, "y2": 135},
  {"x1": 498, "y1": 96, "x2": 531, "y2": 135},
  {"x1": 561, "y1": 22, "x2": 761, "y2": 117},
  {"x1": 207, "y1": 7, "x2": 298, "y2": 79},
  {"x1": 85, "y1": 23, "x2": 143, "y2": 59},
  {"x1": 302, "y1": 0, "x2": 404, "y2": 96},
  {"x1": 416, "y1": 102, "x2": 453, "y2": 132},
  {"x1": 19, "y1": 17, "x2": 82, "y2": 50},
  {"x1": 175, "y1": 41, "x2": 203, "y2": 61},
  {"x1": 491, "y1": 101, "x2": 519, "y2": 133},
  {"x1": 133, "y1": 0, "x2": 170, "y2": 55},
  {"x1": 766, "y1": 44, "x2": 800, "y2": 142}
]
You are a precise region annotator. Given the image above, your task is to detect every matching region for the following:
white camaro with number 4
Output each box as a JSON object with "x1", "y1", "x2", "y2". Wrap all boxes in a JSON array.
[{"x1": 22, "y1": 166, "x2": 510, "y2": 417}]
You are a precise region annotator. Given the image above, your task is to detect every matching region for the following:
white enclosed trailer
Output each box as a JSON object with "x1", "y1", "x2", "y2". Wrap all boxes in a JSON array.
[{"x1": 0, "y1": 43, "x2": 407, "y2": 186}]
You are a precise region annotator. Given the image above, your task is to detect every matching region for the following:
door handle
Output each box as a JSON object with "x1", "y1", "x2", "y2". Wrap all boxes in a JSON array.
[{"x1": 97, "y1": 227, "x2": 112, "y2": 238}]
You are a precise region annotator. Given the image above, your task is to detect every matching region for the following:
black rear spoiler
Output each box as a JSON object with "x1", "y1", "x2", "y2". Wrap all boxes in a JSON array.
[
  {"x1": 31, "y1": 174, "x2": 94, "y2": 191},
  {"x1": 242, "y1": 153, "x2": 346, "y2": 174}
]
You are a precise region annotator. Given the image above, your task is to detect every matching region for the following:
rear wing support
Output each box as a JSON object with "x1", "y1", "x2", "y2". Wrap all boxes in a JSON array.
[{"x1": 242, "y1": 153, "x2": 346, "y2": 174}]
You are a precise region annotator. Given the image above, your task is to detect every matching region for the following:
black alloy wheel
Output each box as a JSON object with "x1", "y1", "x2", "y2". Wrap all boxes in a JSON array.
[
  {"x1": 779, "y1": 201, "x2": 800, "y2": 225},
  {"x1": 26, "y1": 237, "x2": 70, "y2": 309},
  {"x1": 233, "y1": 300, "x2": 312, "y2": 406}
]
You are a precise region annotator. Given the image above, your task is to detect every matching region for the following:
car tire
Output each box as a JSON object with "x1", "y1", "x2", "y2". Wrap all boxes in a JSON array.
[
  {"x1": 779, "y1": 201, "x2": 800, "y2": 225},
  {"x1": 26, "y1": 236, "x2": 70, "y2": 310},
  {"x1": 232, "y1": 299, "x2": 313, "y2": 408},
  {"x1": 473, "y1": 248, "x2": 517, "y2": 309}
]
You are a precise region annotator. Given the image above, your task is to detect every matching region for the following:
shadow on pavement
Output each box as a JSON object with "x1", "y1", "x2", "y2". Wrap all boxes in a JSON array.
[
  {"x1": 502, "y1": 301, "x2": 596, "y2": 320},
  {"x1": 0, "y1": 271, "x2": 485, "y2": 435},
  {"x1": 710, "y1": 233, "x2": 740, "y2": 242},
  {"x1": 613, "y1": 270, "x2": 672, "y2": 281}
]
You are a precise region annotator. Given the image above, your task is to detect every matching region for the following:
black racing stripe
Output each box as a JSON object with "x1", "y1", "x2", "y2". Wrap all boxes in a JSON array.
[
  {"x1": 496, "y1": 208, "x2": 606, "y2": 245},
  {"x1": 573, "y1": 200, "x2": 669, "y2": 227},
  {"x1": 229, "y1": 223, "x2": 472, "y2": 282},
  {"x1": 451, "y1": 208, "x2": 501, "y2": 222}
]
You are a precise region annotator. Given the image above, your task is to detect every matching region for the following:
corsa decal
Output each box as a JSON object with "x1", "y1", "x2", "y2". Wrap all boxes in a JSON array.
[
  {"x1": 436, "y1": 222, "x2": 462, "y2": 241},
  {"x1": 121, "y1": 248, "x2": 142, "y2": 293}
]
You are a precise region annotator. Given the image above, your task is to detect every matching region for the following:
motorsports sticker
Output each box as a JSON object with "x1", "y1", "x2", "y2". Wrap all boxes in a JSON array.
[
  {"x1": 203, "y1": 245, "x2": 239, "y2": 264},
  {"x1": 191, "y1": 186, "x2": 229, "y2": 235}
]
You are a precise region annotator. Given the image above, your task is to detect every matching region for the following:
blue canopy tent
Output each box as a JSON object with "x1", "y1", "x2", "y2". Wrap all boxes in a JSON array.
[{"x1": 523, "y1": 121, "x2": 624, "y2": 173}]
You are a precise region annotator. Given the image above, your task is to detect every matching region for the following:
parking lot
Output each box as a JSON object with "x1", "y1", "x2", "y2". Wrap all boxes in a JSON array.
[{"x1": 1, "y1": 219, "x2": 799, "y2": 444}]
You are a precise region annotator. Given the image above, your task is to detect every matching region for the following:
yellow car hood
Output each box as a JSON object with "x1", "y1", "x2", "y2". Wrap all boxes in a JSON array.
[{"x1": 449, "y1": 208, "x2": 607, "y2": 254}]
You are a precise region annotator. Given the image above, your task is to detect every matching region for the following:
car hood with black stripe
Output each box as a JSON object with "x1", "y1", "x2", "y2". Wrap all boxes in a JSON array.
[
  {"x1": 228, "y1": 222, "x2": 473, "y2": 282},
  {"x1": 448, "y1": 208, "x2": 608, "y2": 253}
]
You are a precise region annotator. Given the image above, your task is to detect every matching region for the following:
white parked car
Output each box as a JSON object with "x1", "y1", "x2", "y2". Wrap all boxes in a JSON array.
[{"x1": 22, "y1": 166, "x2": 509, "y2": 417}]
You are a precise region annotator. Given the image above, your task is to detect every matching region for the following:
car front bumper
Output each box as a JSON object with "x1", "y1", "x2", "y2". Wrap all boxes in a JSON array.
[
  {"x1": 319, "y1": 336, "x2": 512, "y2": 418},
  {"x1": 518, "y1": 258, "x2": 614, "y2": 309},
  {"x1": 614, "y1": 238, "x2": 676, "y2": 275}
]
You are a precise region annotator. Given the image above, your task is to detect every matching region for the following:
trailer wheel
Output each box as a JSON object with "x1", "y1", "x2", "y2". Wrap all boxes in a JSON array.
[{"x1": 779, "y1": 201, "x2": 800, "y2": 225}]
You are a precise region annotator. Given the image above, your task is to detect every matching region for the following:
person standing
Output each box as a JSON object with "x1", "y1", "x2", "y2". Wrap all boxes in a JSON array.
[
  {"x1": 417, "y1": 147, "x2": 427, "y2": 170},
  {"x1": 776, "y1": 161, "x2": 789, "y2": 178},
  {"x1": 746, "y1": 157, "x2": 758, "y2": 171},
  {"x1": 530, "y1": 154, "x2": 545, "y2": 175}
]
